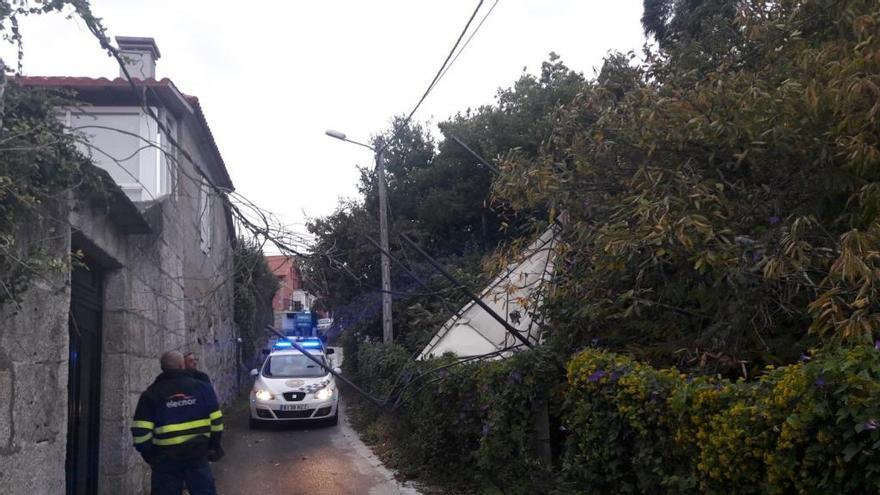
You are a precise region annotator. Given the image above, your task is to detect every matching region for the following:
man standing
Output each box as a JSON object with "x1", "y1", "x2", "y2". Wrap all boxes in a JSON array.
[
  {"x1": 131, "y1": 351, "x2": 224, "y2": 495},
  {"x1": 184, "y1": 351, "x2": 212, "y2": 384}
]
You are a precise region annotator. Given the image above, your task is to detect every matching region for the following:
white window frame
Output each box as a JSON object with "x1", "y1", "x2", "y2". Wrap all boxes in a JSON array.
[
  {"x1": 199, "y1": 182, "x2": 213, "y2": 254},
  {"x1": 62, "y1": 106, "x2": 177, "y2": 202}
]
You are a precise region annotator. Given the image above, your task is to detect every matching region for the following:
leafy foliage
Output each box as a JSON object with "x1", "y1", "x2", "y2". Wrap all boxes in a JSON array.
[
  {"x1": 0, "y1": 82, "x2": 97, "y2": 306},
  {"x1": 305, "y1": 56, "x2": 586, "y2": 348},
  {"x1": 344, "y1": 342, "x2": 564, "y2": 493},
  {"x1": 0, "y1": 1, "x2": 116, "y2": 306},
  {"x1": 350, "y1": 340, "x2": 880, "y2": 494},
  {"x1": 494, "y1": 0, "x2": 880, "y2": 372},
  {"x1": 233, "y1": 238, "x2": 279, "y2": 362},
  {"x1": 564, "y1": 344, "x2": 880, "y2": 494}
]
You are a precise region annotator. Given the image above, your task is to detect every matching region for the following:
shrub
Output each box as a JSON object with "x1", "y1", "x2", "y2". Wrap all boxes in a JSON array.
[
  {"x1": 348, "y1": 340, "x2": 880, "y2": 494},
  {"x1": 564, "y1": 349, "x2": 693, "y2": 494},
  {"x1": 351, "y1": 344, "x2": 563, "y2": 492},
  {"x1": 563, "y1": 345, "x2": 880, "y2": 494}
]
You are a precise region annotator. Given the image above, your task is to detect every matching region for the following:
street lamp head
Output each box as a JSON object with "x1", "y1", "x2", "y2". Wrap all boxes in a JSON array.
[
  {"x1": 325, "y1": 129, "x2": 375, "y2": 151},
  {"x1": 325, "y1": 129, "x2": 346, "y2": 141}
]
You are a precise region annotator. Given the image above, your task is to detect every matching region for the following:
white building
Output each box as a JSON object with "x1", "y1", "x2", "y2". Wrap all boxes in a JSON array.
[{"x1": 418, "y1": 227, "x2": 559, "y2": 360}]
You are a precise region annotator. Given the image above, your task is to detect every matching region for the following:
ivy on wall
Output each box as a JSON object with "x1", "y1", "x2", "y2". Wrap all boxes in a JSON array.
[{"x1": 0, "y1": 82, "x2": 99, "y2": 306}]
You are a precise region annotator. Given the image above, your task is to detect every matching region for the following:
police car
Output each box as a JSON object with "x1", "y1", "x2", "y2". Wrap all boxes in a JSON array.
[{"x1": 249, "y1": 338, "x2": 340, "y2": 428}]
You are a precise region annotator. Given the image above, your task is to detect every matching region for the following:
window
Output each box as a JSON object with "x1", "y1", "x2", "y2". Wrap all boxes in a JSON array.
[
  {"x1": 67, "y1": 107, "x2": 175, "y2": 202},
  {"x1": 70, "y1": 110, "x2": 142, "y2": 195},
  {"x1": 199, "y1": 183, "x2": 213, "y2": 254},
  {"x1": 158, "y1": 115, "x2": 177, "y2": 199},
  {"x1": 262, "y1": 354, "x2": 327, "y2": 378}
]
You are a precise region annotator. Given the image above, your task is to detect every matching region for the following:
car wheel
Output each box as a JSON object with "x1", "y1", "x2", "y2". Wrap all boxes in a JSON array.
[
  {"x1": 249, "y1": 417, "x2": 261, "y2": 430},
  {"x1": 326, "y1": 410, "x2": 339, "y2": 427}
]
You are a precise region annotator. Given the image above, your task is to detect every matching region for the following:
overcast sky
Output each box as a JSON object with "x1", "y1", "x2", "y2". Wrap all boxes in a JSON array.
[{"x1": 4, "y1": 0, "x2": 645, "y2": 237}]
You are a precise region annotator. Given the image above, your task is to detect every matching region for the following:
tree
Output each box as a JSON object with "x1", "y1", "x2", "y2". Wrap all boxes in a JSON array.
[
  {"x1": 233, "y1": 238, "x2": 279, "y2": 361},
  {"x1": 305, "y1": 56, "x2": 587, "y2": 346},
  {"x1": 493, "y1": 0, "x2": 880, "y2": 374}
]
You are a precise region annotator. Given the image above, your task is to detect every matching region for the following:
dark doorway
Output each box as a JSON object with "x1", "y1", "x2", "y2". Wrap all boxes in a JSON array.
[{"x1": 66, "y1": 258, "x2": 104, "y2": 495}]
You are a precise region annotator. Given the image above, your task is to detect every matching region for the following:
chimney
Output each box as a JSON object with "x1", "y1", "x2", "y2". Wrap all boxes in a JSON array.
[{"x1": 115, "y1": 36, "x2": 161, "y2": 80}]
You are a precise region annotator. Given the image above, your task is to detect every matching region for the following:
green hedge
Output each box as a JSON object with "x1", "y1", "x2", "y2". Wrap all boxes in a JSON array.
[
  {"x1": 347, "y1": 342, "x2": 880, "y2": 494},
  {"x1": 346, "y1": 342, "x2": 564, "y2": 492},
  {"x1": 565, "y1": 345, "x2": 880, "y2": 494}
]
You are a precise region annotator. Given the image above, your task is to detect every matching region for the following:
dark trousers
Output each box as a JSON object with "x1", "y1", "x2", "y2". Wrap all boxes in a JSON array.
[{"x1": 151, "y1": 458, "x2": 217, "y2": 495}]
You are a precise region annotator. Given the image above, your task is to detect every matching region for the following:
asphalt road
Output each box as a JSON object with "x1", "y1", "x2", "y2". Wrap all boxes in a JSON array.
[{"x1": 213, "y1": 354, "x2": 420, "y2": 495}]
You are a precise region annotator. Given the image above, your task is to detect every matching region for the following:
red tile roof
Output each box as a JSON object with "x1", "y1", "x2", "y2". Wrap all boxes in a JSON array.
[
  {"x1": 17, "y1": 76, "x2": 234, "y2": 191},
  {"x1": 18, "y1": 75, "x2": 173, "y2": 88}
]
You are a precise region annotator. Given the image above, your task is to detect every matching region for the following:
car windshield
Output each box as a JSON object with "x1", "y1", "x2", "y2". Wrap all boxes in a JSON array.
[{"x1": 263, "y1": 354, "x2": 327, "y2": 378}]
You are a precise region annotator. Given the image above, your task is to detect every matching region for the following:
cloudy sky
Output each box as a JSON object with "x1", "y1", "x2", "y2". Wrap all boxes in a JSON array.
[{"x1": 4, "y1": 0, "x2": 645, "y2": 237}]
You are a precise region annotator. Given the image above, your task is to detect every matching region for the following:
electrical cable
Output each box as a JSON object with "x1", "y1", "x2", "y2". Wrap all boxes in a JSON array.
[
  {"x1": 384, "y1": 0, "x2": 486, "y2": 150},
  {"x1": 434, "y1": 0, "x2": 500, "y2": 91},
  {"x1": 66, "y1": 2, "x2": 534, "y2": 410}
]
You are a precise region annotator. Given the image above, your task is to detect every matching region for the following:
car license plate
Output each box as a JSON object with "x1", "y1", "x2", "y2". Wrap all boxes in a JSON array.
[{"x1": 280, "y1": 404, "x2": 308, "y2": 411}]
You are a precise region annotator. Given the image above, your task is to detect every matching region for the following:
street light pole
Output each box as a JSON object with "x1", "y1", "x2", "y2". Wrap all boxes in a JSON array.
[
  {"x1": 325, "y1": 129, "x2": 393, "y2": 343},
  {"x1": 375, "y1": 141, "x2": 394, "y2": 344}
]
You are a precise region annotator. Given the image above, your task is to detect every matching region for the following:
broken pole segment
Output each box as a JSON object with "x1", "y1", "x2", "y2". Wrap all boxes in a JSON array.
[
  {"x1": 449, "y1": 135, "x2": 501, "y2": 175},
  {"x1": 363, "y1": 234, "x2": 461, "y2": 315}
]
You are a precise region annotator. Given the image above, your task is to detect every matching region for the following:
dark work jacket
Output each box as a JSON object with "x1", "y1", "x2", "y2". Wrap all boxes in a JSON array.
[
  {"x1": 131, "y1": 370, "x2": 223, "y2": 464},
  {"x1": 188, "y1": 368, "x2": 212, "y2": 384}
]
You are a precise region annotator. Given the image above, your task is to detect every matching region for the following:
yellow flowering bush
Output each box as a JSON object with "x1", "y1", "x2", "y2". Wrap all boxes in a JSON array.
[
  {"x1": 349, "y1": 342, "x2": 880, "y2": 493},
  {"x1": 565, "y1": 350, "x2": 694, "y2": 493},
  {"x1": 563, "y1": 346, "x2": 880, "y2": 494}
]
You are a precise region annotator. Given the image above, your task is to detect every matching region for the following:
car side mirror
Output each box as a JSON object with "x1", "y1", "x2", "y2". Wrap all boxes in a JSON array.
[
  {"x1": 326, "y1": 348, "x2": 335, "y2": 355},
  {"x1": 250, "y1": 369, "x2": 259, "y2": 377},
  {"x1": 333, "y1": 367, "x2": 342, "y2": 374}
]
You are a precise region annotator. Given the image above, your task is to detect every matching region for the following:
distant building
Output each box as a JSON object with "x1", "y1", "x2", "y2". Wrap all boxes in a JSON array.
[
  {"x1": 266, "y1": 255, "x2": 318, "y2": 332},
  {"x1": 1, "y1": 37, "x2": 239, "y2": 494}
]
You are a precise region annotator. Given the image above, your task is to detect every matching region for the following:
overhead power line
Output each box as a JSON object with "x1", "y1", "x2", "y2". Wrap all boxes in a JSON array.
[
  {"x1": 391, "y1": 0, "x2": 486, "y2": 144},
  {"x1": 434, "y1": 0, "x2": 500, "y2": 91}
]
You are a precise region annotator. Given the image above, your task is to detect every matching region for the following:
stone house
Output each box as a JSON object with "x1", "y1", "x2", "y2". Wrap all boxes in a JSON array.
[{"x1": 0, "y1": 37, "x2": 240, "y2": 494}]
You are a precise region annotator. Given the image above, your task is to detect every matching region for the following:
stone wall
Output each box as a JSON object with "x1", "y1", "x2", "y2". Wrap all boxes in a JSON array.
[
  {"x1": 176, "y1": 122, "x2": 238, "y2": 408},
  {"x1": 0, "y1": 202, "x2": 71, "y2": 494},
  {"x1": 0, "y1": 156, "x2": 239, "y2": 494}
]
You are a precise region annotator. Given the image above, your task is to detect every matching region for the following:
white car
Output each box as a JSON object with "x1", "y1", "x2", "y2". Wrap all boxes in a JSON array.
[
  {"x1": 249, "y1": 340, "x2": 340, "y2": 427},
  {"x1": 316, "y1": 318, "x2": 333, "y2": 332}
]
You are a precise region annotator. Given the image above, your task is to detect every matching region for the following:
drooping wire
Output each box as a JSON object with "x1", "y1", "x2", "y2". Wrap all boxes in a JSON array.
[{"x1": 384, "y1": 0, "x2": 486, "y2": 150}]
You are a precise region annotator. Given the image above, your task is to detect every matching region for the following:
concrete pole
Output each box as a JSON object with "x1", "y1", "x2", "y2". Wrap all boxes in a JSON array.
[
  {"x1": 532, "y1": 394, "x2": 553, "y2": 465},
  {"x1": 375, "y1": 143, "x2": 394, "y2": 343},
  {"x1": 0, "y1": 59, "x2": 6, "y2": 133}
]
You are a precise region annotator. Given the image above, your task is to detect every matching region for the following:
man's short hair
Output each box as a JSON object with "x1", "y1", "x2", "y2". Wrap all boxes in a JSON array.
[{"x1": 160, "y1": 351, "x2": 184, "y2": 371}]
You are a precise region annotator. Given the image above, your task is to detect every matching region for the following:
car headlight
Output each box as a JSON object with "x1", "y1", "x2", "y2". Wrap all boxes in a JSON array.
[
  {"x1": 314, "y1": 386, "x2": 334, "y2": 401},
  {"x1": 254, "y1": 389, "x2": 274, "y2": 401}
]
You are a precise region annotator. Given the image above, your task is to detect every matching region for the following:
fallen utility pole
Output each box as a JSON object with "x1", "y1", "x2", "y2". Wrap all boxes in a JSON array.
[
  {"x1": 449, "y1": 135, "x2": 500, "y2": 175},
  {"x1": 450, "y1": 135, "x2": 569, "y2": 230},
  {"x1": 265, "y1": 326, "x2": 387, "y2": 409},
  {"x1": 364, "y1": 234, "x2": 458, "y2": 314},
  {"x1": 399, "y1": 233, "x2": 534, "y2": 349},
  {"x1": 0, "y1": 59, "x2": 6, "y2": 132}
]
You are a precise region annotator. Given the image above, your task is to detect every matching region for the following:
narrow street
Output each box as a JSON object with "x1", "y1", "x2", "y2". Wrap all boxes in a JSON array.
[{"x1": 214, "y1": 350, "x2": 420, "y2": 495}]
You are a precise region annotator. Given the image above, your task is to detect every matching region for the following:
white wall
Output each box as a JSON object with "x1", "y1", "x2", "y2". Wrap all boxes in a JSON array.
[{"x1": 418, "y1": 227, "x2": 558, "y2": 360}]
